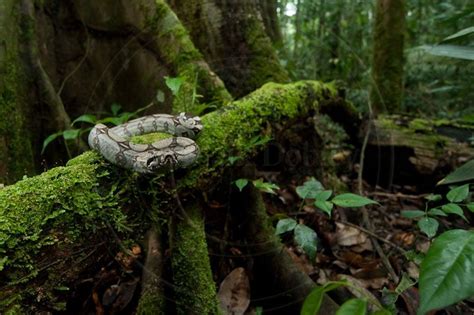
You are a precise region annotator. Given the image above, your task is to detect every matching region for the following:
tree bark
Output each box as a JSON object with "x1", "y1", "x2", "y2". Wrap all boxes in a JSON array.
[
  {"x1": 370, "y1": 0, "x2": 405, "y2": 115},
  {"x1": 168, "y1": 0, "x2": 289, "y2": 97}
]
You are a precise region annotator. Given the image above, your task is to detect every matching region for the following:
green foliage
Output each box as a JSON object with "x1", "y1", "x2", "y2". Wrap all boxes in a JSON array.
[
  {"x1": 401, "y1": 184, "x2": 471, "y2": 237},
  {"x1": 234, "y1": 179, "x2": 279, "y2": 195},
  {"x1": 335, "y1": 299, "x2": 367, "y2": 315},
  {"x1": 294, "y1": 224, "x2": 318, "y2": 261},
  {"x1": 295, "y1": 178, "x2": 377, "y2": 217},
  {"x1": 438, "y1": 159, "x2": 474, "y2": 185},
  {"x1": 301, "y1": 281, "x2": 348, "y2": 315},
  {"x1": 418, "y1": 230, "x2": 474, "y2": 315}
]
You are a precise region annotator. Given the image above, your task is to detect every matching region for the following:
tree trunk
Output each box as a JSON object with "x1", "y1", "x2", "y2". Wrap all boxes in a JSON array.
[
  {"x1": 0, "y1": 0, "x2": 35, "y2": 183},
  {"x1": 370, "y1": 0, "x2": 405, "y2": 115},
  {"x1": 168, "y1": 0, "x2": 289, "y2": 97},
  {"x1": 257, "y1": 0, "x2": 283, "y2": 45}
]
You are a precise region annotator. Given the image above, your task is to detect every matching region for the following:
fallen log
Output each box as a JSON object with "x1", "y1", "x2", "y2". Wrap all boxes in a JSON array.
[{"x1": 0, "y1": 80, "x2": 355, "y2": 313}]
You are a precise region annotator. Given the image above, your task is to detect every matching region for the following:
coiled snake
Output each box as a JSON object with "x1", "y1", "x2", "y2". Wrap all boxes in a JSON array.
[{"x1": 88, "y1": 113, "x2": 203, "y2": 173}]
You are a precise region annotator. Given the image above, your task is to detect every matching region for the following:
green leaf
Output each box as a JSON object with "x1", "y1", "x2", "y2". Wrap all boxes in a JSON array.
[
  {"x1": 442, "y1": 27, "x2": 474, "y2": 42},
  {"x1": 275, "y1": 218, "x2": 297, "y2": 235},
  {"x1": 314, "y1": 190, "x2": 333, "y2": 201},
  {"x1": 395, "y1": 274, "x2": 415, "y2": 294},
  {"x1": 301, "y1": 281, "x2": 348, "y2": 315},
  {"x1": 234, "y1": 179, "x2": 249, "y2": 192},
  {"x1": 441, "y1": 203, "x2": 467, "y2": 221},
  {"x1": 111, "y1": 103, "x2": 122, "y2": 116},
  {"x1": 446, "y1": 184, "x2": 470, "y2": 203},
  {"x1": 99, "y1": 117, "x2": 123, "y2": 126},
  {"x1": 418, "y1": 230, "x2": 474, "y2": 315},
  {"x1": 438, "y1": 159, "x2": 474, "y2": 185},
  {"x1": 294, "y1": 224, "x2": 317, "y2": 261},
  {"x1": 332, "y1": 193, "x2": 378, "y2": 208},
  {"x1": 427, "y1": 208, "x2": 447, "y2": 217},
  {"x1": 72, "y1": 114, "x2": 96, "y2": 126},
  {"x1": 228, "y1": 156, "x2": 241, "y2": 165},
  {"x1": 467, "y1": 203, "x2": 474, "y2": 212},
  {"x1": 425, "y1": 194, "x2": 442, "y2": 202},
  {"x1": 296, "y1": 178, "x2": 324, "y2": 199},
  {"x1": 417, "y1": 217, "x2": 439, "y2": 238},
  {"x1": 62, "y1": 129, "x2": 81, "y2": 140},
  {"x1": 253, "y1": 179, "x2": 279, "y2": 195},
  {"x1": 41, "y1": 132, "x2": 62, "y2": 154},
  {"x1": 314, "y1": 200, "x2": 333, "y2": 216},
  {"x1": 401, "y1": 210, "x2": 426, "y2": 219},
  {"x1": 335, "y1": 298, "x2": 367, "y2": 315},
  {"x1": 165, "y1": 76, "x2": 184, "y2": 96},
  {"x1": 421, "y1": 44, "x2": 474, "y2": 61}
]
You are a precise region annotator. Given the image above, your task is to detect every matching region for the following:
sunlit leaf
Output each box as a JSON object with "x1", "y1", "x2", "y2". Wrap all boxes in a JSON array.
[
  {"x1": 421, "y1": 44, "x2": 474, "y2": 61},
  {"x1": 418, "y1": 230, "x2": 474, "y2": 315},
  {"x1": 252, "y1": 179, "x2": 279, "y2": 195},
  {"x1": 165, "y1": 76, "x2": 184, "y2": 96},
  {"x1": 442, "y1": 27, "x2": 474, "y2": 42},
  {"x1": 332, "y1": 193, "x2": 378, "y2": 208},
  {"x1": 275, "y1": 218, "x2": 297, "y2": 235}
]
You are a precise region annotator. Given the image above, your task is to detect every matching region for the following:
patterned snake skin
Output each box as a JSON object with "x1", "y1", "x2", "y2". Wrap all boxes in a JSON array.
[{"x1": 88, "y1": 113, "x2": 203, "y2": 173}]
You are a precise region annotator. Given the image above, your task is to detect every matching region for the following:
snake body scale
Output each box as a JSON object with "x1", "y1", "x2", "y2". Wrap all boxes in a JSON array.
[{"x1": 88, "y1": 113, "x2": 203, "y2": 173}]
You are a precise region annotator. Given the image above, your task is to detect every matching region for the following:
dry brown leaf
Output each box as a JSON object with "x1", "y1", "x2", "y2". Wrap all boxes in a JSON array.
[
  {"x1": 406, "y1": 262, "x2": 419, "y2": 280},
  {"x1": 335, "y1": 223, "x2": 369, "y2": 247},
  {"x1": 218, "y1": 267, "x2": 250, "y2": 315}
]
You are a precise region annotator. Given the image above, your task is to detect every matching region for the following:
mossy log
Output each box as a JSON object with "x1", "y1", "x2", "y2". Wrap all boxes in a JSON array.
[
  {"x1": 363, "y1": 115, "x2": 474, "y2": 187},
  {"x1": 0, "y1": 80, "x2": 354, "y2": 312}
]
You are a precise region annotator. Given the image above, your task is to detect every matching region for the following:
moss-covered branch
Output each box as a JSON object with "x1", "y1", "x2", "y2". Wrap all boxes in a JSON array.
[{"x1": 0, "y1": 80, "x2": 354, "y2": 312}]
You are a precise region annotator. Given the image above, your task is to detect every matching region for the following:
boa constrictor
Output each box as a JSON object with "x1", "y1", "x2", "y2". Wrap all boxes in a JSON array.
[{"x1": 88, "y1": 113, "x2": 203, "y2": 173}]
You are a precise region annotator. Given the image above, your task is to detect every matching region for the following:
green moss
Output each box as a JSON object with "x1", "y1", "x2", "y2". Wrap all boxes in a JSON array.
[
  {"x1": 131, "y1": 132, "x2": 172, "y2": 144},
  {"x1": 170, "y1": 204, "x2": 219, "y2": 314},
  {"x1": 0, "y1": 151, "x2": 130, "y2": 311},
  {"x1": 180, "y1": 80, "x2": 334, "y2": 188},
  {"x1": 136, "y1": 293, "x2": 165, "y2": 315}
]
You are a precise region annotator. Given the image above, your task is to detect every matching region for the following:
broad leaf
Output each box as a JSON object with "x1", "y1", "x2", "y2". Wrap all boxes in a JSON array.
[
  {"x1": 296, "y1": 178, "x2": 324, "y2": 199},
  {"x1": 235, "y1": 179, "x2": 249, "y2": 192},
  {"x1": 156, "y1": 90, "x2": 165, "y2": 103},
  {"x1": 294, "y1": 224, "x2": 317, "y2": 261},
  {"x1": 421, "y1": 44, "x2": 474, "y2": 61},
  {"x1": 301, "y1": 281, "x2": 348, "y2": 315},
  {"x1": 425, "y1": 194, "x2": 442, "y2": 202},
  {"x1": 467, "y1": 203, "x2": 474, "y2": 212},
  {"x1": 442, "y1": 27, "x2": 474, "y2": 42},
  {"x1": 72, "y1": 114, "x2": 96, "y2": 126},
  {"x1": 314, "y1": 200, "x2": 334, "y2": 216},
  {"x1": 252, "y1": 179, "x2": 279, "y2": 195},
  {"x1": 418, "y1": 230, "x2": 474, "y2": 315},
  {"x1": 446, "y1": 184, "x2": 470, "y2": 203},
  {"x1": 41, "y1": 132, "x2": 62, "y2": 154},
  {"x1": 418, "y1": 217, "x2": 439, "y2": 238},
  {"x1": 438, "y1": 159, "x2": 474, "y2": 185},
  {"x1": 427, "y1": 208, "x2": 447, "y2": 217},
  {"x1": 401, "y1": 210, "x2": 425, "y2": 218},
  {"x1": 62, "y1": 129, "x2": 81, "y2": 140},
  {"x1": 332, "y1": 193, "x2": 378, "y2": 208},
  {"x1": 441, "y1": 203, "x2": 467, "y2": 221},
  {"x1": 335, "y1": 298, "x2": 367, "y2": 315},
  {"x1": 275, "y1": 218, "x2": 297, "y2": 235},
  {"x1": 314, "y1": 190, "x2": 333, "y2": 201},
  {"x1": 165, "y1": 76, "x2": 184, "y2": 96}
]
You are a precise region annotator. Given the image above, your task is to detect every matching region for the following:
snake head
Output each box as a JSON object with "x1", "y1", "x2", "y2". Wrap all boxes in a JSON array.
[{"x1": 177, "y1": 112, "x2": 203, "y2": 136}]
